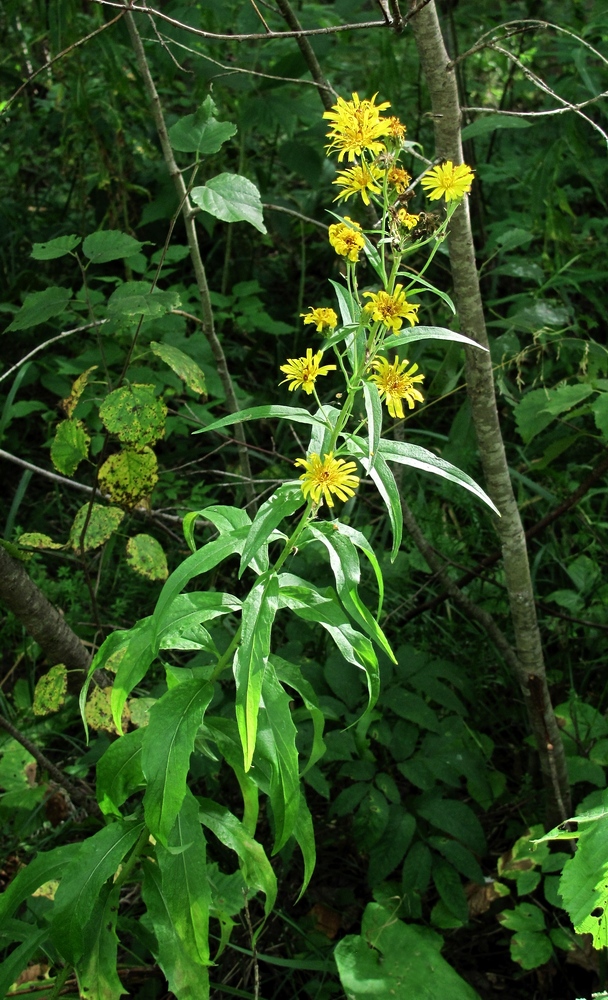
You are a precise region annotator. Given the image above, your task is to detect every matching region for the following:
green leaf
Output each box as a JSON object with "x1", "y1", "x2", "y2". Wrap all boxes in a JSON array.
[
  {"x1": 18, "y1": 532, "x2": 64, "y2": 551},
  {"x1": 334, "y1": 902, "x2": 481, "y2": 1000},
  {"x1": 324, "y1": 520, "x2": 385, "y2": 619},
  {"x1": 377, "y1": 439, "x2": 500, "y2": 515},
  {"x1": 107, "y1": 281, "x2": 180, "y2": 318},
  {"x1": 362, "y1": 380, "x2": 382, "y2": 472},
  {"x1": 239, "y1": 484, "x2": 305, "y2": 578},
  {"x1": 559, "y1": 812, "x2": 608, "y2": 948},
  {"x1": 142, "y1": 678, "x2": 214, "y2": 844},
  {"x1": 329, "y1": 279, "x2": 359, "y2": 326},
  {"x1": 417, "y1": 794, "x2": 486, "y2": 855},
  {"x1": 99, "y1": 384, "x2": 167, "y2": 448},
  {"x1": 51, "y1": 418, "x2": 90, "y2": 475},
  {"x1": 198, "y1": 797, "x2": 277, "y2": 918},
  {"x1": 433, "y1": 859, "x2": 469, "y2": 924},
  {"x1": 191, "y1": 173, "x2": 267, "y2": 234},
  {"x1": 541, "y1": 382, "x2": 595, "y2": 417},
  {"x1": 293, "y1": 791, "x2": 317, "y2": 898},
  {"x1": 141, "y1": 858, "x2": 210, "y2": 1000},
  {"x1": 98, "y1": 447, "x2": 159, "y2": 508},
  {"x1": 368, "y1": 805, "x2": 416, "y2": 885},
  {"x1": 33, "y1": 664, "x2": 67, "y2": 716},
  {"x1": 509, "y1": 930, "x2": 553, "y2": 970},
  {"x1": 592, "y1": 392, "x2": 608, "y2": 440},
  {"x1": 126, "y1": 533, "x2": 168, "y2": 581},
  {"x1": 362, "y1": 449, "x2": 403, "y2": 560},
  {"x1": 169, "y1": 101, "x2": 237, "y2": 154},
  {"x1": 69, "y1": 502, "x2": 125, "y2": 552},
  {"x1": 31, "y1": 234, "x2": 81, "y2": 259},
  {"x1": 428, "y1": 836, "x2": 484, "y2": 883},
  {"x1": 157, "y1": 592, "x2": 242, "y2": 650},
  {"x1": 96, "y1": 728, "x2": 145, "y2": 817},
  {"x1": 498, "y1": 901, "x2": 545, "y2": 933},
  {"x1": 258, "y1": 663, "x2": 301, "y2": 851},
  {"x1": 308, "y1": 523, "x2": 395, "y2": 663},
  {"x1": 50, "y1": 821, "x2": 142, "y2": 963},
  {"x1": 461, "y1": 114, "x2": 533, "y2": 140},
  {"x1": 0, "y1": 928, "x2": 49, "y2": 1000},
  {"x1": 109, "y1": 619, "x2": 155, "y2": 733},
  {"x1": 0, "y1": 844, "x2": 77, "y2": 923},
  {"x1": 7, "y1": 286, "x2": 72, "y2": 331},
  {"x1": 76, "y1": 884, "x2": 126, "y2": 1000},
  {"x1": 383, "y1": 325, "x2": 487, "y2": 351},
  {"x1": 156, "y1": 790, "x2": 211, "y2": 967},
  {"x1": 271, "y1": 655, "x2": 326, "y2": 775},
  {"x1": 82, "y1": 230, "x2": 146, "y2": 263},
  {"x1": 234, "y1": 575, "x2": 280, "y2": 771},
  {"x1": 195, "y1": 404, "x2": 327, "y2": 436},
  {"x1": 150, "y1": 341, "x2": 207, "y2": 395}
]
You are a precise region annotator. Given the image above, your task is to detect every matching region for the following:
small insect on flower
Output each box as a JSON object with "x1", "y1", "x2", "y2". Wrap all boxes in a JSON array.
[
  {"x1": 332, "y1": 162, "x2": 384, "y2": 206},
  {"x1": 363, "y1": 283, "x2": 419, "y2": 331},
  {"x1": 295, "y1": 452, "x2": 359, "y2": 508},
  {"x1": 328, "y1": 217, "x2": 366, "y2": 262},
  {"x1": 324, "y1": 92, "x2": 392, "y2": 161},
  {"x1": 369, "y1": 356, "x2": 425, "y2": 418},
  {"x1": 279, "y1": 348, "x2": 336, "y2": 395},
  {"x1": 420, "y1": 161, "x2": 474, "y2": 203},
  {"x1": 301, "y1": 307, "x2": 338, "y2": 333}
]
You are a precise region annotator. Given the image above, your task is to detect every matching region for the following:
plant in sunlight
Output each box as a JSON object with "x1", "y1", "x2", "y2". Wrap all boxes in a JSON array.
[{"x1": 0, "y1": 91, "x2": 493, "y2": 1000}]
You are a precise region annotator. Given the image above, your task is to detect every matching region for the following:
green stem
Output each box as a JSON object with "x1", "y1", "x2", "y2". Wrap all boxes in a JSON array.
[{"x1": 48, "y1": 964, "x2": 73, "y2": 1000}]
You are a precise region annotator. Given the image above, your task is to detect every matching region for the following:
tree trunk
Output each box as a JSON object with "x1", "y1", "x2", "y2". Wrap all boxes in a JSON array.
[{"x1": 409, "y1": 0, "x2": 570, "y2": 823}]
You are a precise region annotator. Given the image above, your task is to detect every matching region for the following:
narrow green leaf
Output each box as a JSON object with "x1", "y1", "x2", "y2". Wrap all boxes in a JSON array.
[
  {"x1": 198, "y1": 798, "x2": 277, "y2": 918},
  {"x1": 82, "y1": 230, "x2": 146, "y2": 263},
  {"x1": 234, "y1": 575, "x2": 280, "y2": 771},
  {"x1": 0, "y1": 928, "x2": 49, "y2": 999},
  {"x1": 7, "y1": 286, "x2": 72, "y2": 331},
  {"x1": 258, "y1": 663, "x2": 300, "y2": 851},
  {"x1": 378, "y1": 439, "x2": 500, "y2": 515},
  {"x1": 383, "y1": 325, "x2": 486, "y2": 350},
  {"x1": 328, "y1": 521, "x2": 385, "y2": 619},
  {"x1": 192, "y1": 173, "x2": 267, "y2": 234},
  {"x1": 370, "y1": 452, "x2": 403, "y2": 560},
  {"x1": 362, "y1": 380, "x2": 382, "y2": 472},
  {"x1": 50, "y1": 821, "x2": 143, "y2": 963},
  {"x1": 433, "y1": 859, "x2": 469, "y2": 924},
  {"x1": 76, "y1": 884, "x2": 126, "y2": 1000},
  {"x1": 0, "y1": 844, "x2": 77, "y2": 923},
  {"x1": 417, "y1": 795, "x2": 486, "y2": 855},
  {"x1": 461, "y1": 114, "x2": 533, "y2": 140},
  {"x1": 157, "y1": 592, "x2": 242, "y2": 649},
  {"x1": 195, "y1": 404, "x2": 327, "y2": 436},
  {"x1": 156, "y1": 790, "x2": 211, "y2": 967},
  {"x1": 308, "y1": 524, "x2": 395, "y2": 663},
  {"x1": 239, "y1": 484, "x2": 304, "y2": 578},
  {"x1": 142, "y1": 678, "x2": 214, "y2": 844},
  {"x1": 368, "y1": 806, "x2": 416, "y2": 885},
  {"x1": 110, "y1": 617, "x2": 155, "y2": 733},
  {"x1": 96, "y1": 728, "x2": 145, "y2": 817},
  {"x1": 31, "y1": 234, "x2": 81, "y2": 259},
  {"x1": 328, "y1": 279, "x2": 359, "y2": 326},
  {"x1": 271, "y1": 655, "x2": 326, "y2": 775},
  {"x1": 293, "y1": 792, "x2": 316, "y2": 899}
]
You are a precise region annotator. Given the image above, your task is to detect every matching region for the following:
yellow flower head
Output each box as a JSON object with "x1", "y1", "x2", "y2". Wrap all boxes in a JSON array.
[
  {"x1": 301, "y1": 307, "x2": 338, "y2": 333},
  {"x1": 386, "y1": 116, "x2": 407, "y2": 140},
  {"x1": 332, "y1": 162, "x2": 384, "y2": 206},
  {"x1": 387, "y1": 166, "x2": 411, "y2": 194},
  {"x1": 279, "y1": 348, "x2": 336, "y2": 395},
  {"x1": 324, "y1": 92, "x2": 392, "y2": 162},
  {"x1": 369, "y1": 356, "x2": 425, "y2": 419},
  {"x1": 295, "y1": 452, "x2": 359, "y2": 508},
  {"x1": 328, "y1": 217, "x2": 366, "y2": 262},
  {"x1": 420, "y1": 161, "x2": 474, "y2": 202},
  {"x1": 397, "y1": 208, "x2": 420, "y2": 230},
  {"x1": 363, "y1": 283, "x2": 419, "y2": 331}
]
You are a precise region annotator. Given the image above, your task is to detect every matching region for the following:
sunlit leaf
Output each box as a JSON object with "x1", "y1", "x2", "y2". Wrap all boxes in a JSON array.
[
  {"x1": 51, "y1": 418, "x2": 90, "y2": 475},
  {"x1": 126, "y1": 534, "x2": 168, "y2": 581}
]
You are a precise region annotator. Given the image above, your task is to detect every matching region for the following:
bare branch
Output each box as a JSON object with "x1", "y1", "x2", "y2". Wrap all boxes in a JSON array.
[{"x1": 0, "y1": 321, "x2": 108, "y2": 386}]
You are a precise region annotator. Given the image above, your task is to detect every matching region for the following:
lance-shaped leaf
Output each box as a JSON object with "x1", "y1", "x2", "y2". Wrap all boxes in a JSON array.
[
  {"x1": 195, "y1": 404, "x2": 328, "y2": 436},
  {"x1": 329, "y1": 521, "x2": 385, "y2": 619},
  {"x1": 198, "y1": 797, "x2": 277, "y2": 918},
  {"x1": 141, "y1": 859, "x2": 210, "y2": 1000},
  {"x1": 239, "y1": 483, "x2": 305, "y2": 578},
  {"x1": 258, "y1": 663, "x2": 300, "y2": 851},
  {"x1": 0, "y1": 928, "x2": 50, "y2": 1000},
  {"x1": 192, "y1": 173, "x2": 267, "y2": 234},
  {"x1": 293, "y1": 792, "x2": 316, "y2": 899},
  {"x1": 156, "y1": 790, "x2": 211, "y2": 968},
  {"x1": 308, "y1": 524, "x2": 395, "y2": 663},
  {"x1": 110, "y1": 617, "x2": 155, "y2": 733},
  {"x1": 234, "y1": 574, "x2": 280, "y2": 771},
  {"x1": 96, "y1": 728, "x2": 145, "y2": 817},
  {"x1": 50, "y1": 821, "x2": 143, "y2": 963},
  {"x1": 378, "y1": 438, "x2": 500, "y2": 515},
  {"x1": 329, "y1": 279, "x2": 359, "y2": 326},
  {"x1": 157, "y1": 592, "x2": 242, "y2": 649},
  {"x1": 362, "y1": 381, "x2": 382, "y2": 473},
  {"x1": 0, "y1": 844, "x2": 77, "y2": 923},
  {"x1": 76, "y1": 883, "x2": 126, "y2": 1000},
  {"x1": 306, "y1": 404, "x2": 341, "y2": 458},
  {"x1": 383, "y1": 325, "x2": 487, "y2": 350},
  {"x1": 344, "y1": 437, "x2": 403, "y2": 559},
  {"x1": 271, "y1": 655, "x2": 326, "y2": 775},
  {"x1": 142, "y1": 678, "x2": 214, "y2": 844}
]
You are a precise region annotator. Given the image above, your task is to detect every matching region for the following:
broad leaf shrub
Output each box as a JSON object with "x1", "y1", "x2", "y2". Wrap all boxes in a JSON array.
[{"x1": 0, "y1": 94, "x2": 498, "y2": 998}]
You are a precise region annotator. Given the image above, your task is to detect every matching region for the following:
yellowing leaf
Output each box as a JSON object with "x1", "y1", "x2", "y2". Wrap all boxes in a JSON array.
[
  {"x1": 126, "y1": 534, "x2": 168, "y2": 580},
  {"x1": 150, "y1": 341, "x2": 207, "y2": 396},
  {"x1": 69, "y1": 503, "x2": 125, "y2": 552},
  {"x1": 85, "y1": 686, "x2": 131, "y2": 734},
  {"x1": 99, "y1": 448, "x2": 158, "y2": 508},
  {"x1": 51, "y1": 419, "x2": 90, "y2": 476},
  {"x1": 19, "y1": 533, "x2": 65, "y2": 551},
  {"x1": 33, "y1": 664, "x2": 68, "y2": 716},
  {"x1": 99, "y1": 384, "x2": 166, "y2": 448},
  {"x1": 61, "y1": 366, "x2": 98, "y2": 419}
]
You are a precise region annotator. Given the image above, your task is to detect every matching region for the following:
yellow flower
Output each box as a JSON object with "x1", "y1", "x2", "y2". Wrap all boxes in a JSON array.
[
  {"x1": 397, "y1": 208, "x2": 420, "y2": 230},
  {"x1": 363, "y1": 283, "x2": 419, "y2": 331},
  {"x1": 324, "y1": 92, "x2": 392, "y2": 162},
  {"x1": 328, "y1": 217, "x2": 366, "y2": 262},
  {"x1": 387, "y1": 167, "x2": 411, "y2": 194},
  {"x1": 301, "y1": 307, "x2": 338, "y2": 333},
  {"x1": 369, "y1": 356, "x2": 425, "y2": 418},
  {"x1": 386, "y1": 116, "x2": 407, "y2": 140},
  {"x1": 295, "y1": 452, "x2": 359, "y2": 508},
  {"x1": 420, "y1": 161, "x2": 474, "y2": 202},
  {"x1": 332, "y1": 162, "x2": 384, "y2": 206},
  {"x1": 279, "y1": 348, "x2": 336, "y2": 394}
]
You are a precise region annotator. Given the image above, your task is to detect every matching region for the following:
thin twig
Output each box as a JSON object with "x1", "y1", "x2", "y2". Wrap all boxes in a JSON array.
[{"x1": 0, "y1": 321, "x2": 108, "y2": 385}]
